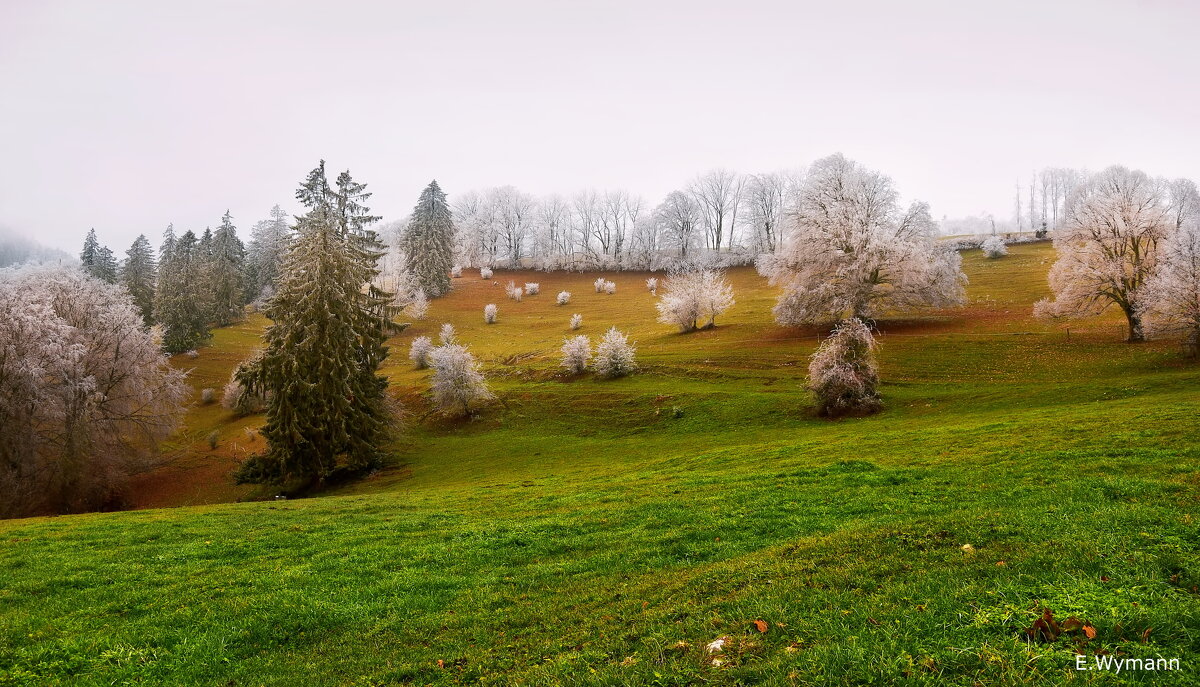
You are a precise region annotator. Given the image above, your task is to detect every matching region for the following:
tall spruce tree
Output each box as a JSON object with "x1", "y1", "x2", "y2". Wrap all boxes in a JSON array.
[
  {"x1": 209, "y1": 211, "x2": 246, "y2": 325},
  {"x1": 235, "y1": 162, "x2": 392, "y2": 486},
  {"x1": 120, "y1": 234, "x2": 157, "y2": 326},
  {"x1": 80, "y1": 228, "x2": 118, "y2": 283},
  {"x1": 245, "y1": 204, "x2": 291, "y2": 302},
  {"x1": 155, "y1": 229, "x2": 212, "y2": 353},
  {"x1": 80, "y1": 228, "x2": 100, "y2": 270},
  {"x1": 401, "y1": 180, "x2": 455, "y2": 297}
]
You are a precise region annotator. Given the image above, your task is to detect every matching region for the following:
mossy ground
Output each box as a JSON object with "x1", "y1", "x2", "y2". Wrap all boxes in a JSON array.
[{"x1": 2, "y1": 243, "x2": 1198, "y2": 685}]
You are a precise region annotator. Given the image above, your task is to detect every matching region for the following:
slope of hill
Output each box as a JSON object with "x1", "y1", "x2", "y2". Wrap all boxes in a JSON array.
[
  {"x1": 2, "y1": 243, "x2": 1198, "y2": 686},
  {"x1": 0, "y1": 226, "x2": 72, "y2": 268}
]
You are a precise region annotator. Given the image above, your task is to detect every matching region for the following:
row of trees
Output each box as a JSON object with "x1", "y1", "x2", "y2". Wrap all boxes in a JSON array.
[{"x1": 78, "y1": 207, "x2": 292, "y2": 353}]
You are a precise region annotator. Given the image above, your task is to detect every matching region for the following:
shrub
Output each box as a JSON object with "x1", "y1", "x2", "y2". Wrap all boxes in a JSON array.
[
  {"x1": 451, "y1": 265, "x2": 463, "y2": 278},
  {"x1": 593, "y1": 327, "x2": 637, "y2": 379},
  {"x1": 429, "y1": 344, "x2": 495, "y2": 417},
  {"x1": 560, "y1": 335, "x2": 591, "y2": 374},
  {"x1": 185, "y1": 349, "x2": 200, "y2": 359},
  {"x1": 604, "y1": 280, "x2": 616, "y2": 294},
  {"x1": 409, "y1": 336, "x2": 435, "y2": 369},
  {"x1": 405, "y1": 289, "x2": 429, "y2": 320},
  {"x1": 646, "y1": 277, "x2": 658, "y2": 293},
  {"x1": 656, "y1": 268, "x2": 735, "y2": 332},
  {"x1": 980, "y1": 235, "x2": 1008, "y2": 258},
  {"x1": 557, "y1": 291, "x2": 571, "y2": 305},
  {"x1": 200, "y1": 388, "x2": 215, "y2": 404},
  {"x1": 807, "y1": 317, "x2": 881, "y2": 418},
  {"x1": 505, "y1": 281, "x2": 523, "y2": 301},
  {"x1": 207, "y1": 430, "x2": 219, "y2": 450},
  {"x1": 439, "y1": 323, "x2": 456, "y2": 345},
  {"x1": 484, "y1": 304, "x2": 498, "y2": 324},
  {"x1": 570, "y1": 313, "x2": 583, "y2": 330},
  {"x1": 594, "y1": 277, "x2": 606, "y2": 293},
  {"x1": 480, "y1": 267, "x2": 493, "y2": 280},
  {"x1": 222, "y1": 373, "x2": 267, "y2": 416},
  {"x1": 524, "y1": 282, "x2": 540, "y2": 295}
]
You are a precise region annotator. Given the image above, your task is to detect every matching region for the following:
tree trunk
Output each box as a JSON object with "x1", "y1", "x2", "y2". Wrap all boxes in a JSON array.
[{"x1": 1124, "y1": 309, "x2": 1145, "y2": 343}]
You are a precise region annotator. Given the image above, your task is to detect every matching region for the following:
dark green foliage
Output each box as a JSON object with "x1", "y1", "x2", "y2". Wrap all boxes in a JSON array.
[
  {"x1": 235, "y1": 163, "x2": 392, "y2": 487},
  {"x1": 119, "y1": 234, "x2": 156, "y2": 326},
  {"x1": 208, "y1": 211, "x2": 245, "y2": 326},
  {"x1": 401, "y1": 180, "x2": 455, "y2": 298},
  {"x1": 80, "y1": 228, "x2": 117, "y2": 283},
  {"x1": 155, "y1": 228, "x2": 212, "y2": 353}
]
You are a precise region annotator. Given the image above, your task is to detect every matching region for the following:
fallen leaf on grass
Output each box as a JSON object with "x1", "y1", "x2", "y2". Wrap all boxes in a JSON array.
[
  {"x1": 753, "y1": 619, "x2": 768, "y2": 633},
  {"x1": 1141, "y1": 627, "x2": 1152, "y2": 643},
  {"x1": 1083, "y1": 624, "x2": 1097, "y2": 639}
]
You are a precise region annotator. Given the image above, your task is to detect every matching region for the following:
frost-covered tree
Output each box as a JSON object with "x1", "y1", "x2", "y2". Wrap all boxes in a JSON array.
[
  {"x1": 1138, "y1": 221, "x2": 1200, "y2": 356},
  {"x1": 653, "y1": 191, "x2": 702, "y2": 259},
  {"x1": 646, "y1": 277, "x2": 658, "y2": 293},
  {"x1": 402, "y1": 180, "x2": 455, "y2": 298},
  {"x1": 209, "y1": 210, "x2": 246, "y2": 325},
  {"x1": 690, "y1": 169, "x2": 744, "y2": 252},
  {"x1": 603, "y1": 280, "x2": 616, "y2": 294},
  {"x1": 429, "y1": 344, "x2": 494, "y2": 417},
  {"x1": 222, "y1": 366, "x2": 268, "y2": 417},
  {"x1": 406, "y1": 289, "x2": 429, "y2": 320},
  {"x1": 79, "y1": 228, "x2": 117, "y2": 283},
  {"x1": 439, "y1": 323, "x2": 456, "y2": 345},
  {"x1": 593, "y1": 327, "x2": 637, "y2": 378},
  {"x1": 524, "y1": 282, "x2": 540, "y2": 295},
  {"x1": 120, "y1": 234, "x2": 157, "y2": 326},
  {"x1": 557, "y1": 290, "x2": 571, "y2": 305},
  {"x1": 807, "y1": 317, "x2": 881, "y2": 417},
  {"x1": 234, "y1": 162, "x2": 393, "y2": 486},
  {"x1": 760, "y1": 154, "x2": 965, "y2": 325},
  {"x1": 560, "y1": 335, "x2": 591, "y2": 373},
  {"x1": 245, "y1": 205, "x2": 291, "y2": 303},
  {"x1": 1034, "y1": 166, "x2": 1173, "y2": 342},
  {"x1": 484, "y1": 303, "x2": 498, "y2": 324},
  {"x1": 0, "y1": 267, "x2": 188, "y2": 517},
  {"x1": 594, "y1": 277, "x2": 606, "y2": 292},
  {"x1": 656, "y1": 268, "x2": 735, "y2": 332},
  {"x1": 980, "y1": 235, "x2": 1008, "y2": 259},
  {"x1": 452, "y1": 265, "x2": 463, "y2": 278},
  {"x1": 570, "y1": 313, "x2": 582, "y2": 330},
  {"x1": 155, "y1": 228, "x2": 212, "y2": 353},
  {"x1": 410, "y1": 336, "x2": 435, "y2": 369},
  {"x1": 480, "y1": 267, "x2": 493, "y2": 280}
]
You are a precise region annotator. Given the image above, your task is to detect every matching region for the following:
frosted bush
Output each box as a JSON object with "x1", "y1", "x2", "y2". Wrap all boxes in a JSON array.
[
  {"x1": 570, "y1": 313, "x2": 582, "y2": 330},
  {"x1": 409, "y1": 336, "x2": 435, "y2": 369},
  {"x1": 405, "y1": 289, "x2": 429, "y2": 320},
  {"x1": 646, "y1": 277, "x2": 658, "y2": 293},
  {"x1": 439, "y1": 323, "x2": 456, "y2": 345},
  {"x1": 480, "y1": 267, "x2": 493, "y2": 280},
  {"x1": 560, "y1": 335, "x2": 591, "y2": 374},
  {"x1": 222, "y1": 373, "x2": 267, "y2": 416},
  {"x1": 980, "y1": 235, "x2": 1008, "y2": 258},
  {"x1": 656, "y1": 268, "x2": 735, "y2": 332},
  {"x1": 807, "y1": 317, "x2": 881, "y2": 417},
  {"x1": 524, "y1": 282, "x2": 540, "y2": 295},
  {"x1": 451, "y1": 265, "x2": 463, "y2": 278},
  {"x1": 429, "y1": 344, "x2": 495, "y2": 417},
  {"x1": 604, "y1": 280, "x2": 617, "y2": 294},
  {"x1": 505, "y1": 280, "x2": 523, "y2": 301},
  {"x1": 593, "y1": 327, "x2": 637, "y2": 379},
  {"x1": 484, "y1": 303, "x2": 498, "y2": 324},
  {"x1": 557, "y1": 290, "x2": 571, "y2": 305},
  {"x1": 185, "y1": 349, "x2": 200, "y2": 359},
  {"x1": 594, "y1": 277, "x2": 606, "y2": 293}
]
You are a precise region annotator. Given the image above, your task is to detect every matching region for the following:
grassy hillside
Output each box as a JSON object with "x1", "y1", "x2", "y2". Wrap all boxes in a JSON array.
[{"x1": 2, "y1": 243, "x2": 1198, "y2": 685}]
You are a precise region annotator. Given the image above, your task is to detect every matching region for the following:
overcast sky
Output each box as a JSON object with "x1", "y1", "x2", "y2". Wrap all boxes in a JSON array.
[{"x1": 2, "y1": 0, "x2": 1197, "y2": 253}]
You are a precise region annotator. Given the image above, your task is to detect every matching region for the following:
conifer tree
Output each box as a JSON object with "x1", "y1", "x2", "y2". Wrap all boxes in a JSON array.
[
  {"x1": 209, "y1": 210, "x2": 246, "y2": 325},
  {"x1": 120, "y1": 234, "x2": 157, "y2": 326},
  {"x1": 401, "y1": 180, "x2": 455, "y2": 297},
  {"x1": 154, "y1": 229, "x2": 212, "y2": 353},
  {"x1": 235, "y1": 162, "x2": 392, "y2": 486},
  {"x1": 80, "y1": 228, "x2": 117, "y2": 283},
  {"x1": 80, "y1": 228, "x2": 100, "y2": 271},
  {"x1": 245, "y1": 205, "x2": 291, "y2": 302}
]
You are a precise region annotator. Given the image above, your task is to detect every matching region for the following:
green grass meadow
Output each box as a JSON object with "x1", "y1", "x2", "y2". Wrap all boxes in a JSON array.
[{"x1": 2, "y1": 243, "x2": 1199, "y2": 685}]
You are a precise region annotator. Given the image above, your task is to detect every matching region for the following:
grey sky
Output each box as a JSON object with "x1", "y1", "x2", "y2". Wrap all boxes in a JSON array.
[{"x1": 2, "y1": 0, "x2": 1197, "y2": 253}]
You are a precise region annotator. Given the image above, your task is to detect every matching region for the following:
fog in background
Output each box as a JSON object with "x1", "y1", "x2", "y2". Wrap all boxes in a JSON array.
[{"x1": 2, "y1": 0, "x2": 1197, "y2": 252}]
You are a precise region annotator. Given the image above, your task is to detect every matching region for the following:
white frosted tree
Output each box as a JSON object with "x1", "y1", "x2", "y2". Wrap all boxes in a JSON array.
[
  {"x1": 409, "y1": 336, "x2": 435, "y2": 369},
  {"x1": 656, "y1": 268, "x2": 735, "y2": 332},
  {"x1": 556, "y1": 290, "x2": 571, "y2": 305},
  {"x1": 1138, "y1": 221, "x2": 1200, "y2": 356},
  {"x1": 807, "y1": 317, "x2": 881, "y2": 417},
  {"x1": 0, "y1": 267, "x2": 188, "y2": 517},
  {"x1": 439, "y1": 323, "x2": 456, "y2": 345},
  {"x1": 593, "y1": 327, "x2": 637, "y2": 378},
  {"x1": 1034, "y1": 166, "x2": 1173, "y2": 342},
  {"x1": 980, "y1": 235, "x2": 1008, "y2": 258},
  {"x1": 401, "y1": 180, "x2": 456, "y2": 297},
  {"x1": 570, "y1": 313, "x2": 582, "y2": 330},
  {"x1": 429, "y1": 344, "x2": 494, "y2": 417},
  {"x1": 560, "y1": 335, "x2": 591, "y2": 374},
  {"x1": 484, "y1": 303, "x2": 498, "y2": 323},
  {"x1": 760, "y1": 154, "x2": 965, "y2": 325}
]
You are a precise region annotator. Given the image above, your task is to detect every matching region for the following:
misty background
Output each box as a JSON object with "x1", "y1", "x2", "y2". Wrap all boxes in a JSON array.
[{"x1": 1, "y1": 0, "x2": 1198, "y2": 255}]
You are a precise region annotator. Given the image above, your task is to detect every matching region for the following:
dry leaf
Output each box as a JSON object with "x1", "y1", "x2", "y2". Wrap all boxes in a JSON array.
[
  {"x1": 1141, "y1": 627, "x2": 1152, "y2": 643},
  {"x1": 1083, "y1": 624, "x2": 1097, "y2": 639},
  {"x1": 753, "y1": 619, "x2": 768, "y2": 633}
]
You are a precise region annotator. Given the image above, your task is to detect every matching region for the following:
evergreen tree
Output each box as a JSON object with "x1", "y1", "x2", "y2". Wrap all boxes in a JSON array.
[
  {"x1": 155, "y1": 229, "x2": 212, "y2": 353},
  {"x1": 236, "y1": 162, "x2": 392, "y2": 486},
  {"x1": 209, "y1": 211, "x2": 246, "y2": 325},
  {"x1": 401, "y1": 180, "x2": 455, "y2": 297},
  {"x1": 245, "y1": 205, "x2": 291, "y2": 302},
  {"x1": 80, "y1": 228, "x2": 118, "y2": 283},
  {"x1": 120, "y1": 234, "x2": 157, "y2": 326}
]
